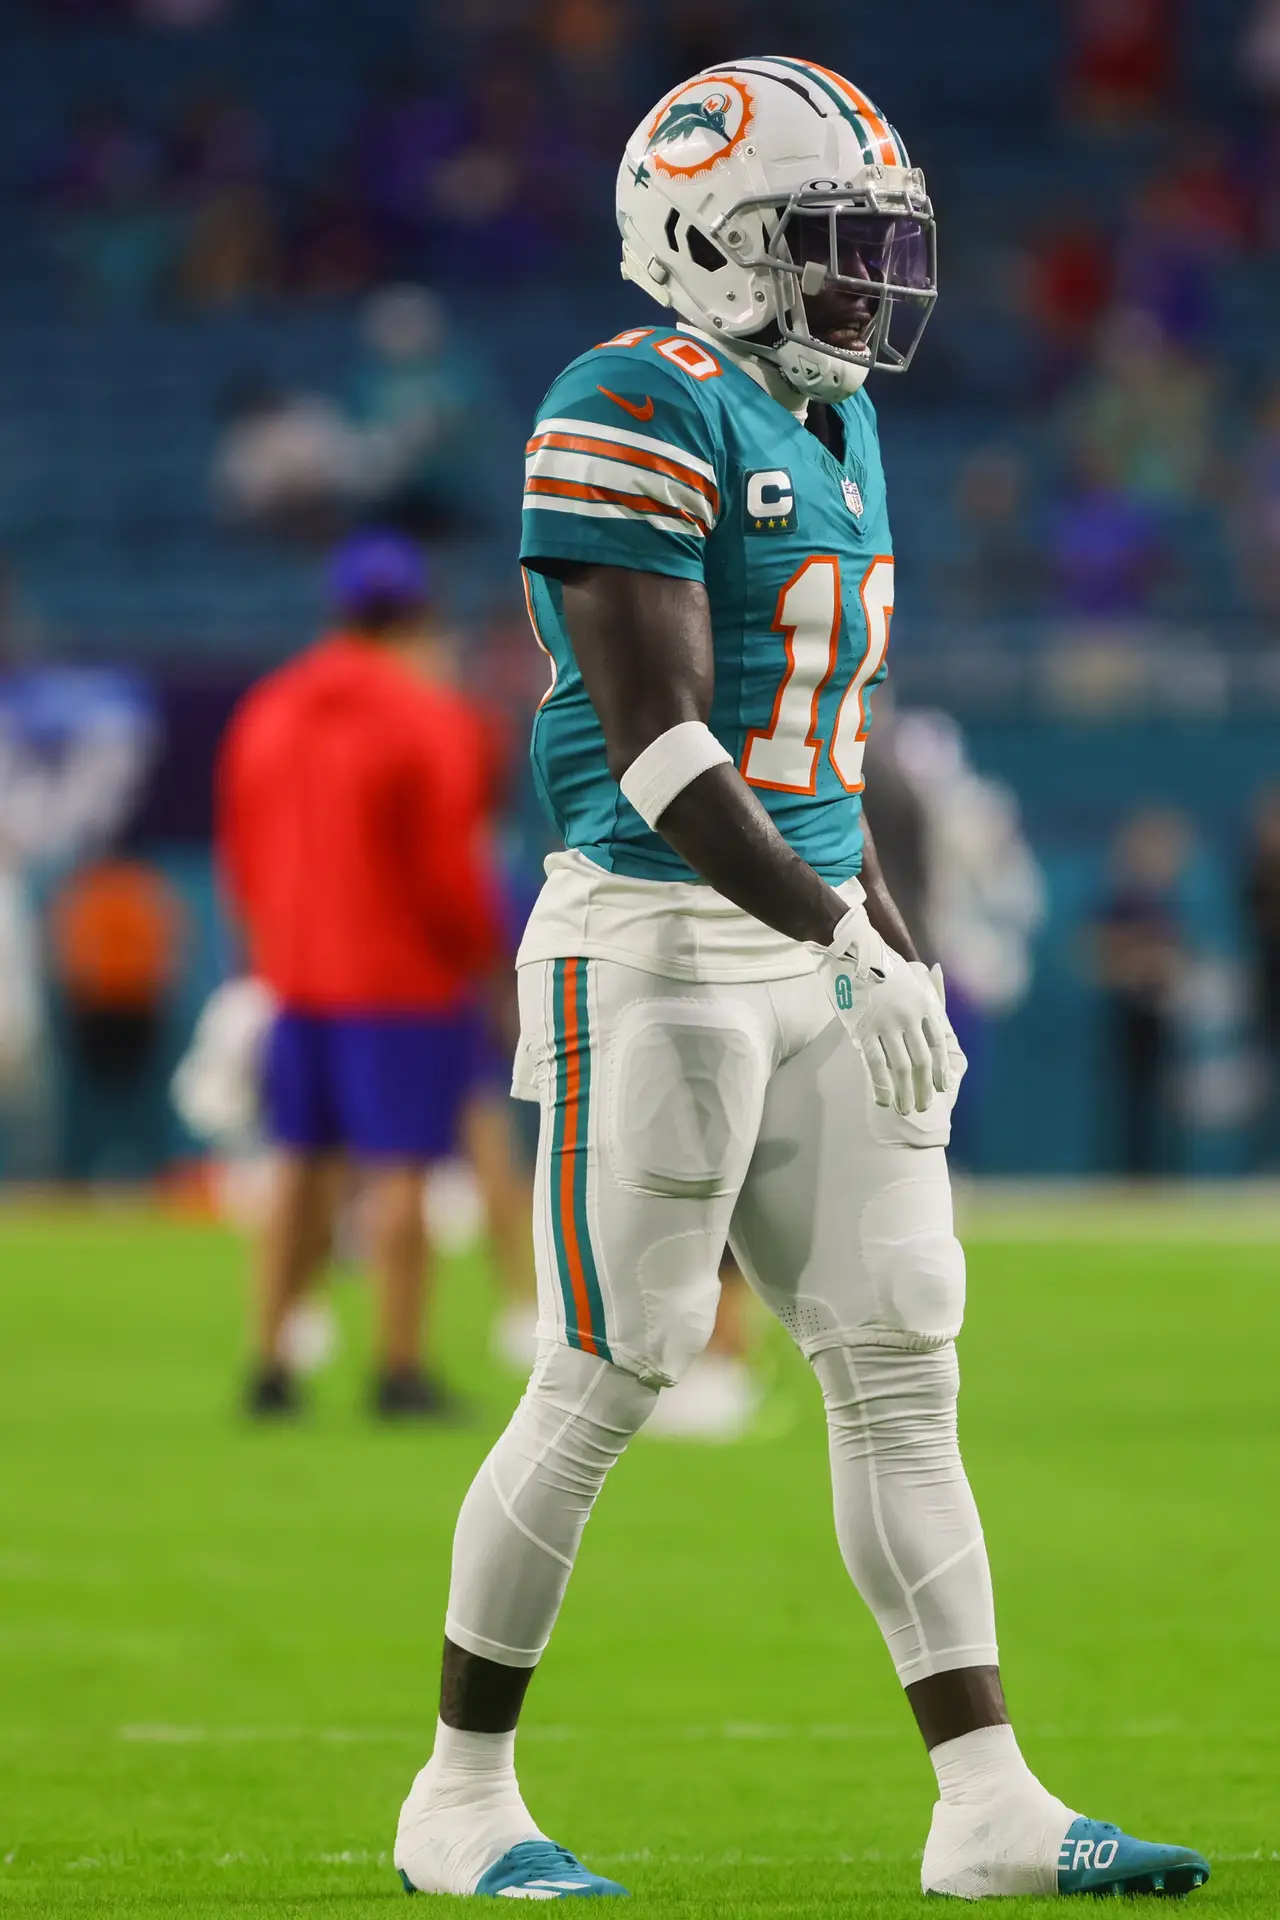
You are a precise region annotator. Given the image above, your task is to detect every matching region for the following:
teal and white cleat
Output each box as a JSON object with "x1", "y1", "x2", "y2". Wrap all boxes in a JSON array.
[
  {"x1": 399, "y1": 1839, "x2": 628, "y2": 1899},
  {"x1": 922, "y1": 1792, "x2": 1210, "y2": 1900},
  {"x1": 1056, "y1": 1818, "x2": 1209, "y2": 1898}
]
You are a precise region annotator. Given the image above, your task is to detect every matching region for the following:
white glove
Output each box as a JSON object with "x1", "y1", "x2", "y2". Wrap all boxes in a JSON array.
[
  {"x1": 910, "y1": 960, "x2": 967, "y2": 1099},
  {"x1": 812, "y1": 904, "x2": 955, "y2": 1116}
]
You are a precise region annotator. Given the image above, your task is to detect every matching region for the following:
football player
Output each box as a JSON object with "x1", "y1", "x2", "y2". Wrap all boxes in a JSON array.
[{"x1": 393, "y1": 59, "x2": 1208, "y2": 1900}]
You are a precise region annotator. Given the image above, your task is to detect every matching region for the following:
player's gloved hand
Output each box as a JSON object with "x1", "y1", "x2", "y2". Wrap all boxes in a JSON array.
[
  {"x1": 811, "y1": 905, "x2": 954, "y2": 1116},
  {"x1": 910, "y1": 960, "x2": 968, "y2": 1098}
]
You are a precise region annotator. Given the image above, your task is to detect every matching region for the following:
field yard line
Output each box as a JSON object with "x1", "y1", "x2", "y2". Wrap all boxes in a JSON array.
[
  {"x1": 108, "y1": 1717, "x2": 1245, "y2": 1746},
  {"x1": 956, "y1": 1180, "x2": 1280, "y2": 1242}
]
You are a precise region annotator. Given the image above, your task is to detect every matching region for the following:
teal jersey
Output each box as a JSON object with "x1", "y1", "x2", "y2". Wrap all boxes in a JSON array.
[{"x1": 520, "y1": 326, "x2": 895, "y2": 884}]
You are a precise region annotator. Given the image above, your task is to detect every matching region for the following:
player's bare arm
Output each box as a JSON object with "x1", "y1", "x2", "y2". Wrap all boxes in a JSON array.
[
  {"x1": 553, "y1": 560, "x2": 848, "y2": 947},
  {"x1": 859, "y1": 816, "x2": 920, "y2": 963}
]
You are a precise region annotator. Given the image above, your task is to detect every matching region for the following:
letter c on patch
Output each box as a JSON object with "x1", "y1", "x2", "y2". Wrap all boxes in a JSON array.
[{"x1": 746, "y1": 469, "x2": 794, "y2": 518}]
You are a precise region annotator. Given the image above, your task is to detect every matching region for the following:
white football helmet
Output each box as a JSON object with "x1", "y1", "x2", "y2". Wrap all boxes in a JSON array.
[{"x1": 617, "y1": 57, "x2": 936, "y2": 404}]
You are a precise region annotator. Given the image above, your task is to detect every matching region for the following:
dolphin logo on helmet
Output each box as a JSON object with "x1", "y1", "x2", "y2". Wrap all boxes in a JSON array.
[
  {"x1": 649, "y1": 93, "x2": 731, "y2": 150},
  {"x1": 644, "y1": 76, "x2": 755, "y2": 179}
]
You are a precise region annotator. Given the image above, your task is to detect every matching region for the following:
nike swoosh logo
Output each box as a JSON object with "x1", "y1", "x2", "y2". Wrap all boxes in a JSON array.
[{"x1": 597, "y1": 385, "x2": 655, "y2": 422}]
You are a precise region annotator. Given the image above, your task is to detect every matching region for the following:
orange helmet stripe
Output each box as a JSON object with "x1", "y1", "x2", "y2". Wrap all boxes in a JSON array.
[
  {"x1": 796, "y1": 60, "x2": 900, "y2": 166},
  {"x1": 779, "y1": 57, "x2": 904, "y2": 167}
]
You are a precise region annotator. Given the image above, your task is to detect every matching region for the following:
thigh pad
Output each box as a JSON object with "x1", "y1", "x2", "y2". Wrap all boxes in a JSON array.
[{"x1": 606, "y1": 998, "x2": 767, "y2": 1199}]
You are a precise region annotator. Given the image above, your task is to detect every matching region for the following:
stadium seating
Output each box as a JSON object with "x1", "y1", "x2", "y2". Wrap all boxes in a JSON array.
[{"x1": 0, "y1": 0, "x2": 1268, "y2": 665}]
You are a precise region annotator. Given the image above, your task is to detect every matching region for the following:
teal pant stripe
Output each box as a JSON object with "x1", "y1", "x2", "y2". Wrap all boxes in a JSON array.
[{"x1": 547, "y1": 959, "x2": 579, "y2": 1345}]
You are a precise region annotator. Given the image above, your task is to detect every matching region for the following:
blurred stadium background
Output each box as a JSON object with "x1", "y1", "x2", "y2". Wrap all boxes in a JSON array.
[
  {"x1": 2, "y1": 0, "x2": 1280, "y2": 1184},
  {"x1": 3, "y1": 5, "x2": 1280, "y2": 1914}
]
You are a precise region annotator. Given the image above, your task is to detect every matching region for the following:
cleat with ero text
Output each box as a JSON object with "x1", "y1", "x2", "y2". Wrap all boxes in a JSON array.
[
  {"x1": 399, "y1": 1838, "x2": 628, "y2": 1899},
  {"x1": 922, "y1": 1795, "x2": 1210, "y2": 1900},
  {"x1": 1055, "y1": 1818, "x2": 1210, "y2": 1898}
]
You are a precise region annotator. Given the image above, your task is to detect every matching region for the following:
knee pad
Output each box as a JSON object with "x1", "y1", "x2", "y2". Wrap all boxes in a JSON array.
[
  {"x1": 813, "y1": 1340, "x2": 961, "y2": 1452},
  {"x1": 501, "y1": 1344, "x2": 659, "y2": 1502},
  {"x1": 859, "y1": 1171, "x2": 966, "y2": 1350}
]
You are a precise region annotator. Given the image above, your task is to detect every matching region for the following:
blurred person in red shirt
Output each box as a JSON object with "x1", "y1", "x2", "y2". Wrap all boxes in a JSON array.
[{"x1": 217, "y1": 530, "x2": 503, "y2": 1418}]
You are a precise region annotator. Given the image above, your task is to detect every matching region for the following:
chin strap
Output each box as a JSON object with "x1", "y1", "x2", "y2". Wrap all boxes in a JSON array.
[{"x1": 776, "y1": 336, "x2": 871, "y2": 402}]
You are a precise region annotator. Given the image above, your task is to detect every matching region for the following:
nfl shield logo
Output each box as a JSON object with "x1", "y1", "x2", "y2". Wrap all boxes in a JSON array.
[{"x1": 842, "y1": 475, "x2": 865, "y2": 518}]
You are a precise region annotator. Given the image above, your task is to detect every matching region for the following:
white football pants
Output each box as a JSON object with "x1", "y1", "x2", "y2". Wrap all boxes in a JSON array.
[{"x1": 444, "y1": 959, "x2": 997, "y2": 1688}]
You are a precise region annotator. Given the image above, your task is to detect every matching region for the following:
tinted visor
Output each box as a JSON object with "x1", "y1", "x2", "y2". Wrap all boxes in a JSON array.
[{"x1": 784, "y1": 212, "x2": 931, "y2": 292}]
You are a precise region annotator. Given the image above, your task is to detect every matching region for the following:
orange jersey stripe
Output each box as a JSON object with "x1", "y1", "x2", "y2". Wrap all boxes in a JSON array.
[
  {"x1": 558, "y1": 958, "x2": 599, "y2": 1356},
  {"x1": 525, "y1": 476, "x2": 703, "y2": 527},
  {"x1": 527, "y1": 430, "x2": 720, "y2": 512}
]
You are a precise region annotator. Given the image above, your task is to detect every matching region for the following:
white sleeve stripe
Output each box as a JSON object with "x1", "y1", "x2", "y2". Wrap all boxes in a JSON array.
[
  {"x1": 522, "y1": 494, "x2": 704, "y2": 538},
  {"x1": 525, "y1": 474, "x2": 702, "y2": 526},
  {"x1": 526, "y1": 431, "x2": 718, "y2": 511},
  {"x1": 532, "y1": 415, "x2": 717, "y2": 483},
  {"x1": 524, "y1": 448, "x2": 715, "y2": 529}
]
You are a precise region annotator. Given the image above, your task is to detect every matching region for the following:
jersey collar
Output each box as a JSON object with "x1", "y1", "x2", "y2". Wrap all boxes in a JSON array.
[{"x1": 676, "y1": 323, "x2": 810, "y2": 421}]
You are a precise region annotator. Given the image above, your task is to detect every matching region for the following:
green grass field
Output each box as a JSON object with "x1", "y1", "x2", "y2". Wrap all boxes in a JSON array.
[{"x1": 1, "y1": 1200, "x2": 1277, "y2": 1917}]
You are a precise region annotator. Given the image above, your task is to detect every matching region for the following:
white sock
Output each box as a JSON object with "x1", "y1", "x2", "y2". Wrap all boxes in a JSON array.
[
  {"x1": 922, "y1": 1724, "x2": 1078, "y2": 1897},
  {"x1": 930, "y1": 1722, "x2": 1044, "y2": 1807},
  {"x1": 426, "y1": 1721, "x2": 519, "y2": 1801},
  {"x1": 396, "y1": 1720, "x2": 543, "y2": 1895}
]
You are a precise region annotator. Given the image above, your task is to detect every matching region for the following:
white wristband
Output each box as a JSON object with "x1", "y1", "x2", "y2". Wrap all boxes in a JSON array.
[
  {"x1": 812, "y1": 889, "x2": 886, "y2": 980},
  {"x1": 618, "y1": 720, "x2": 732, "y2": 828},
  {"x1": 827, "y1": 904, "x2": 869, "y2": 957}
]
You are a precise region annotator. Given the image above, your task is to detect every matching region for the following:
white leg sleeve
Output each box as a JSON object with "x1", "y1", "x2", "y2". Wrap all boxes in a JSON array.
[
  {"x1": 445, "y1": 1344, "x2": 658, "y2": 1668},
  {"x1": 812, "y1": 1341, "x2": 998, "y2": 1686}
]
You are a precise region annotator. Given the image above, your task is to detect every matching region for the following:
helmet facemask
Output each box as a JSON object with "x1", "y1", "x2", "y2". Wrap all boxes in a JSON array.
[{"x1": 713, "y1": 178, "x2": 937, "y2": 403}]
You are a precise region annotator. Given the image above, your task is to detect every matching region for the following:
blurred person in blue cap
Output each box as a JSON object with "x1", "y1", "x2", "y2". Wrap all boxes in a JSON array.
[{"x1": 216, "y1": 527, "x2": 532, "y2": 1418}]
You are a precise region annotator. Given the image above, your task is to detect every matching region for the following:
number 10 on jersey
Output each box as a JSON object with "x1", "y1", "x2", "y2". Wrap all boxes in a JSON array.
[{"x1": 740, "y1": 554, "x2": 894, "y2": 795}]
